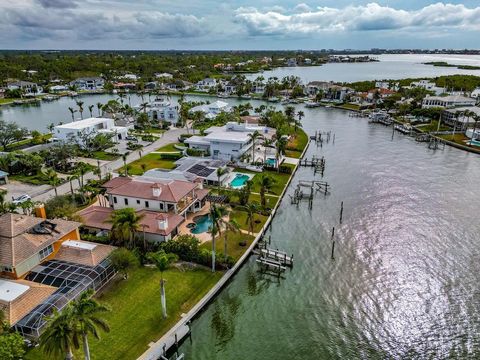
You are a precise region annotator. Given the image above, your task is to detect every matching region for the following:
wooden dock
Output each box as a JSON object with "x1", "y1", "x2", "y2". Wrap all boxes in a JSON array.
[{"x1": 260, "y1": 248, "x2": 293, "y2": 267}]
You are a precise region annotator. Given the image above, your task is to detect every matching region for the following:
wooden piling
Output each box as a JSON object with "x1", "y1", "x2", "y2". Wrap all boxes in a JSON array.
[
  {"x1": 331, "y1": 227, "x2": 335, "y2": 260},
  {"x1": 339, "y1": 201, "x2": 344, "y2": 224}
]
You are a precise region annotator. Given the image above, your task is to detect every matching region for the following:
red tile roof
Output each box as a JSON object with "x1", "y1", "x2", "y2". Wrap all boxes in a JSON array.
[{"x1": 103, "y1": 177, "x2": 197, "y2": 203}]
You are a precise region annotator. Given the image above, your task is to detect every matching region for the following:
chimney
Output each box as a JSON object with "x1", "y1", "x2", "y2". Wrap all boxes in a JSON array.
[
  {"x1": 35, "y1": 204, "x2": 47, "y2": 219},
  {"x1": 152, "y1": 183, "x2": 162, "y2": 197},
  {"x1": 157, "y1": 214, "x2": 168, "y2": 231}
]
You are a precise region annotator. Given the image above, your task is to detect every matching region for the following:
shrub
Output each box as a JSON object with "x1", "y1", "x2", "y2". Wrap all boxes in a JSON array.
[
  {"x1": 159, "y1": 152, "x2": 182, "y2": 160},
  {"x1": 160, "y1": 234, "x2": 200, "y2": 262},
  {"x1": 186, "y1": 148, "x2": 205, "y2": 157}
]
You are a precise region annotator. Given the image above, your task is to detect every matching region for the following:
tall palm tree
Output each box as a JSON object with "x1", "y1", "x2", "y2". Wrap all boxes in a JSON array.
[
  {"x1": 247, "y1": 130, "x2": 262, "y2": 164},
  {"x1": 76, "y1": 101, "x2": 85, "y2": 119},
  {"x1": 71, "y1": 289, "x2": 110, "y2": 360},
  {"x1": 68, "y1": 107, "x2": 77, "y2": 122},
  {"x1": 275, "y1": 137, "x2": 287, "y2": 171},
  {"x1": 258, "y1": 174, "x2": 275, "y2": 208},
  {"x1": 96, "y1": 102, "x2": 103, "y2": 117},
  {"x1": 47, "y1": 122, "x2": 56, "y2": 133},
  {"x1": 47, "y1": 169, "x2": 60, "y2": 196},
  {"x1": 67, "y1": 175, "x2": 78, "y2": 198},
  {"x1": 209, "y1": 204, "x2": 228, "y2": 272},
  {"x1": 39, "y1": 307, "x2": 79, "y2": 360},
  {"x1": 216, "y1": 167, "x2": 226, "y2": 187},
  {"x1": 470, "y1": 114, "x2": 480, "y2": 145},
  {"x1": 262, "y1": 138, "x2": 273, "y2": 164},
  {"x1": 222, "y1": 217, "x2": 240, "y2": 267},
  {"x1": 297, "y1": 110, "x2": 305, "y2": 123},
  {"x1": 147, "y1": 251, "x2": 178, "y2": 318},
  {"x1": 122, "y1": 153, "x2": 128, "y2": 176},
  {"x1": 242, "y1": 202, "x2": 259, "y2": 235},
  {"x1": 107, "y1": 208, "x2": 144, "y2": 248},
  {"x1": 88, "y1": 105, "x2": 95, "y2": 118}
]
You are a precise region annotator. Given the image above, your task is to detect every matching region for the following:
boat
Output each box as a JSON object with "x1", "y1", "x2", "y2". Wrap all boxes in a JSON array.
[
  {"x1": 69, "y1": 91, "x2": 78, "y2": 97},
  {"x1": 217, "y1": 93, "x2": 229, "y2": 98},
  {"x1": 267, "y1": 97, "x2": 279, "y2": 103},
  {"x1": 305, "y1": 101, "x2": 320, "y2": 108},
  {"x1": 42, "y1": 95, "x2": 59, "y2": 101},
  {"x1": 240, "y1": 94, "x2": 252, "y2": 100}
]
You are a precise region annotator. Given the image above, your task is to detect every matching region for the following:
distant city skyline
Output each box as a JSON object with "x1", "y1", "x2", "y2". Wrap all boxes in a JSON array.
[{"x1": 0, "y1": 1, "x2": 479, "y2": 50}]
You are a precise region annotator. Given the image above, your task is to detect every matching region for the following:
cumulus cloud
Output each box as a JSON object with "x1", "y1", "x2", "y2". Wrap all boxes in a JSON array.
[
  {"x1": 0, "y1": 3, "x2": 209, "y2": 42},
  {"x1": 235, "y1": 2, "x2": 480, "y2": 35}
]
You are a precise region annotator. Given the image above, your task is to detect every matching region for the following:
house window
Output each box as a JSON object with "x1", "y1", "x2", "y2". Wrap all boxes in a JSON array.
[
  {"x1": 113, "y1": 197, "x2": 117, "y2": 204},
  {"x1": 136, "y1": 199, "x2": 140, "y2": 205},
  {"x1": 39, "y1": 244, "x2": 54, "y2": 260},
  {"x1": 1, "y1": 266, "x2": 13, "y2": 273},
  {"x1": 145, "y1": 201, "x2": 149, "y2": 208},
  {"x1": 124, "y1": 198, "x2": 128, "y2": 205},
  {"x1": 159, "y1": 203, "x2": 164, "y2": 210}
]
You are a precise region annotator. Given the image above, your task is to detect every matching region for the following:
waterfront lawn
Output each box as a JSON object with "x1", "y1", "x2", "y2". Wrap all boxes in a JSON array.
[
  {"x1": 285, "y1": 128, "x2": 308, "y2": 158},
  {"x1": 156, "y1": 143, "x2": 183, "y2": 152},
  {"x1": 337, "y1": 103, "x2": 361, "y2": 111},
  {"x1": 200, "y1": 230, "x2": 255, "y2": 260},
  {"x1": 77, "y1": 150, "x2": 119, "y2": 161},
  {"x1": 250, "y1": 170, "x2": 292, "y2": 196},
  {"x1": 26, "y1": 266, "x2": 222, "y2": 360},
  {"x1": 10, "y1": 172, "x2": 59, "y2": 186},
  {"x1": 438, "y1": 133, "x2": 470, "y2": 145},
  {"x1": 118, "y1": 153, "x2": 177, "y2": 175},
  {"x1": 416, "y1": 120, "x2": 451, "y2": 133},
  {"x1": 230, "y1": 208, "x2": 268, "y2": 233}
]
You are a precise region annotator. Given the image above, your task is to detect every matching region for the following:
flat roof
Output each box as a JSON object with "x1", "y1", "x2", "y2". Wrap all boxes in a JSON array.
[
  {"x1": 63, "y1": 240, "x2": 97, "y2": 250},
  {"x1": 0, "y1": 279, "x2": 29, "y2": 302},
  {"x1": 55, "y1": 117, "x2": 113, "y2": 130}
]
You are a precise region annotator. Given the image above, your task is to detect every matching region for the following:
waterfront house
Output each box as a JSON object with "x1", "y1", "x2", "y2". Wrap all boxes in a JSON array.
[
  {"x1": 251, "y1": 82, "x2": 266, "y2": 95},
  {"x1": 79, "y1": 176, "x2": 209, "y2": 242},
  {"x1": 49, "y1": 85, "x2": 68, "y2": 93},
  {"x1": 195, "y1": 78, "x2": 217, "y2": 92},
  {"x1": 0, "y1": 88, "x2": 5, "y2": 99},
  {"x1": 7, "y1": 81, "x2": 43, "y2": 96},
  {"x1": 367, "y1": 88, "x2": 397, "y2": 101},
  {"x1": 155, "y1": 73, "x2": 173, "y2": 79},
  {"x1": 54, "y1": 117, "x2": 128, "y2": 145},
  {"x1": 442, "y1": 106, "x2": 480, "y2": 130},
  {"x1": 0, "y1": 208, "x2": 115, "y2": 338},
  {"x1": 422, "y1": 95, "x2": 476, "y2": 109},
  {"x1": 189, "y1": 100, "x2": 231, "y2": 120},
  {"x1": 375, "y1": 81, "x2": 399, "y2": 91},
  {"x1": 143, "y1": 96, "x2": 179, "y2": 124},
  {"x1": 470, "y1": 87, "x2": 480, "y2": 99},
  {"x1": 411, "y1": 80, "x2": 445, "y2": 95},
  {"x1": 70, "y1": 77, "x2": 104, "y2": 91},
  {"x1": 286, "y1": 58, "x2": 297, "y2": 67},
  {"x1": 185, "y1": 121, "x2": 271, "y2": 161}
]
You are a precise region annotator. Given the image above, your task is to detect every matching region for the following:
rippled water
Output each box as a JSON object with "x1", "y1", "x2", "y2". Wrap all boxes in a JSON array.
[{"x1": 179, "y1": 107, "x2": 480, "y2": 359}]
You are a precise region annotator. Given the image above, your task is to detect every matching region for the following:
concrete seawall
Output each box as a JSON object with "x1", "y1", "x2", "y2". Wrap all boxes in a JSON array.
[{"x1": 138, "y1": 138, "x2": 311, "y2": 360}]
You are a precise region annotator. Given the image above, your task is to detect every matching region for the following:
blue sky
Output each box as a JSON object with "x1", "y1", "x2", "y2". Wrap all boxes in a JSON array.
[{"x1": 0, "y1": 1, "x2": 479, "y2": 50}]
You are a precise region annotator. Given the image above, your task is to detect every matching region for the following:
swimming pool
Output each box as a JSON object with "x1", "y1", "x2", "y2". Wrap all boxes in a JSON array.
[
  {"x1": 230, "y1": 173, "x2": 250, "y2": 188},
  {"x1": 265, "y1": 158, "x2": 276, "y2": 167},
  {"x1": 190, "y1": 214, "x2": 213, "y2": 234}
]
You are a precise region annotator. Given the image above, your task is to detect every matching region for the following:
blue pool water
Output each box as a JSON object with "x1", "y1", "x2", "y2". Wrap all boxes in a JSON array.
[
  {"x1": 230, "y1": 173, "x2": 250, "y2": 188},
  {"x1": 190, "y1": 215, "x2": 212, "y2": 234},
  {"x1": 265, "y1": 158, "x2": 276, "y2": 167}
]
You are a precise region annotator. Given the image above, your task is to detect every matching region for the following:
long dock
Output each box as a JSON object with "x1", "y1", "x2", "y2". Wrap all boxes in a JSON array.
[
  {"x1": 137, "y1": 136, "x2": 311, "y2": 360},
  {"x1": 260, "y1": 248, "x2": 293, "y2": 267}
]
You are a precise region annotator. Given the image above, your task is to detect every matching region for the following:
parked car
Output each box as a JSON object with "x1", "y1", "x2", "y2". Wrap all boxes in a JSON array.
[
  {"x1": 12, "y1": 194, "x2": 31, "y2": 205},
  {"x1": 125, "y1": 136, "x2": 138, "y2": 142}
]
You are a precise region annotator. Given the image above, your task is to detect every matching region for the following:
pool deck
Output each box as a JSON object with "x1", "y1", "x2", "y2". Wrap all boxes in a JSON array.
[
  {"x1": 178, "y1": 205, "x2": 212, "y2": 243},
  {"x1": 225, "y1": 171, "x2": 255, "y2": 189}
]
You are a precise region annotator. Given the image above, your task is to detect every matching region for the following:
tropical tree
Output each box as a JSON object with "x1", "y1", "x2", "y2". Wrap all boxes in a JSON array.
[
  {"x1": 209, "y1": 204, "x2": 228, "y2": 272},
  {"x1": 70, "y1": 290, "x2": 110, "y2": 360},
  {"x1": 47, "y1": 122, "x2": 56, "y2": 133},
  {"x1": 68, "y1": 107, "x2": 77, "y2": 122},
  {"x1": 258, "y1": 174, "x2": 276, "y2": 207},
  {"x1": 216, "y1": 167, "x2": 226, "y2": 187},
  {"x1": 262, "y1": 138, "x2": 273, "y2": 163},
  {"x1": 107, "y1": 208, "x2": 144, "y2": 248},
  {"x1": 247, "y1": 130, "x2": 262, "y2": 164},
  {"x1": 122, "y1": 153, "x2": 129, "y2": 176},
  {"x1": 147, "y1": 250, "x2": 178, "y2": 318},
  {"x1": 242, "y1": 202, "x2": 259, "y2": 235},
  {"x1": 275, "y1": 137, "x2": 287, "y2": 172},
  {"x1": 47, "y1": 169, "x2": 60, "y2": 196},
  {"x1": 221, "y1": 218, "x2": 240, "y2": 267},
  {"x1": 76, "y1": 101, "x2": 85, "y2": 119},
  {"x1": 39, "y1": 307, "x2": 79, "y2": 360},
  {"x1": 67, "y1": 175, "x2": 78, "y2": 197},
  {"x1": 96, "y1": 102, "x2": 103, "y2": 117},
  {"x1": 109, "y1": 248, "x2": 139, "y2": 279},
  {"x1": 88, "y1": 105, "x2": 95, "y2": 118}
]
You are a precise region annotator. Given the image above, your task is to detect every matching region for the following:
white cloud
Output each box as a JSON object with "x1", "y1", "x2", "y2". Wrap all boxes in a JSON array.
[{"x1": 234, "y1": 2, "x2": 480, "y2": 36}]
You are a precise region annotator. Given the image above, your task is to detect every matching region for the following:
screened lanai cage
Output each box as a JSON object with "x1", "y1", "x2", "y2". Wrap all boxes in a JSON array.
[{"x1": 14, "y1": 259, "x2": 116, "y2": 338}]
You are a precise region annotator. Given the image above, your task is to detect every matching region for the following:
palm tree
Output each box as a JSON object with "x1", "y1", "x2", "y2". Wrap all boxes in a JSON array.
[
  {"x1": 47, "y1": 169, "x2": 60, "y2": 196},
  {"x1": 216, "y1": 167, "x2": 226, "y2": 187},
  {"x1": 39, "y1": 307, "x2": 79, "y2": 360},
  {"x1": 70, "y1": 289, "x2": 110, "y2": 360},
  {"x1": 470, "y1": 114, "x2": 479, "y2": 145},
  {"x1": 258, "y1": 174, "x2": 275, "y2": 208},
  {"x1": 209, "y1": 204, "x2": 228, "y2": 272},
  {"x1": 96, "y1": 102, "x2": 103, "y2": 117},
  {"x1": 122, "y1": 153, "x2": 129, "y2": 176},
  {"x1": 297, "y1": 110, "x2": 305, "y2": 123},
  {"x1": 247, "y1": 130, "x2": 262, "y2": 164},
  {"x1": 76, "y1": 101, "x2": 85, "y2": 119},
  {"x1": 140, "y1": 102, "x2": 149, "y2": 113},
  {"x1": 222, "y1": 218, "x2": 240, "y2": 267},
  {"x1": 275, "y1": 137, "x2": 287, "y2": 171},
  {"x1": 107, "y1": 208, "x2": 144, "y2": 248},
  {"x1": 88, "y1": 105, "x2": 95, "y2": 118},
  {"x1": 68, "y1": 107, "x2": 77, "y2": 122},
  {"x1": 147, "y1": 251, "x2": 178, "y2": 319},
  {"x1": 67, "y1": 175, "x2": 78, "y2": 197},
  {"x1": 140, "y1": 163, "x2": 147, "y2": 174},
  {"x1": 262, "y1": 138, "x2": 273, "y2": 163},
  {"x1": 242, "y1": 202, "x2": 259, "y2": 235},
  {"x1": 47, "y1": 122, "x2": 55, "y2": 133}
]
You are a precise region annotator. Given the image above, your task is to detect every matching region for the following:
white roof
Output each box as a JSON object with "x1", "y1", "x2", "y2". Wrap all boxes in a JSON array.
[
  {"x1": 55, "y1": 117, "x2": 113, "y2": 130},
  {"x1": 0, "y1": 279, "x2": 29, "y2": 302},
  {"x1": 63, "y1": 240, "x2": 97, "y2": 250},
  {"x1": 205, "y1": 128, "x2": 251, "y2": 143},
  {"x1": 424, "y1": 95, "x2": 475, "y2": 102}
]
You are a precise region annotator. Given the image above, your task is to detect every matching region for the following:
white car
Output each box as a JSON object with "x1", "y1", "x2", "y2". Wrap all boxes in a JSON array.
[{"x1": 12, "y1": 194, "x2": 31, "y2": 205}]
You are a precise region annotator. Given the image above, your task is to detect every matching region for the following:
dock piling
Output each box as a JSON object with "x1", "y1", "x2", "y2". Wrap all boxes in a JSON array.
[{"x1": 339, "y1": 201, "x2": 344, "y2": 224}]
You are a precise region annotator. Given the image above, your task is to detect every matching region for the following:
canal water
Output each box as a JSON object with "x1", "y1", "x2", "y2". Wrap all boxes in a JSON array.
[{"x1": 178, "y1": 107, "x2": 480, "y2": 359}]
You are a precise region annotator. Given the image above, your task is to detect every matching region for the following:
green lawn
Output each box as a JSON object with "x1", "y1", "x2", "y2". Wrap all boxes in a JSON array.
[
  {"x1": 200, "y1": 230, "x2": 255, "y2": 260},
  {"x1": 230, "y1": 209, "x2": 268, "y2": 233},
  {"x1": 118, "y1": 153, "x2": 177, "y2": 175},
  {"x1": 437, "y1": 133, "x2": 470, "y2": 145},
  {"x1": 416, "y1": 120, "x2": 451, "y2": 133},
  {"x1": 250, "y1": 170, "x2": 292, "y2": 196},
  {"x1": 156, "y1": 143, "x2": 183, "y2": 152},
  {"x1": 336, "y1": 103, "x2": 361, "y2": 111},
  {"x1": 10, "y1": 173, "x2": 62, "y2": 186},
  {"x1": 1, "y1": 134, "x2": 52, "y2": 151},
  {"x1": 0, "y1": 98, "x2": 19, "y2": 105},
  {"x1": 285, "y1": 128, "x2": 308, "y2": 158},
  {"x1": 77, "y1": 150, "x2": 119, "y2": 161},
  {"x1": 26, "y1": 266, "x2": 222, "y2": 360}
]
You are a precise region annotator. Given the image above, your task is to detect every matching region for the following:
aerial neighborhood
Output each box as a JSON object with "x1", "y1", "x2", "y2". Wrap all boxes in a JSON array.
[{"x1": 0, "y1": 50, "x2": 479, "y2": 359}]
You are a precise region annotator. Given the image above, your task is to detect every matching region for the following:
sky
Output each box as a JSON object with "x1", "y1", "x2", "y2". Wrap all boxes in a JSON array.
[{"x1": 0, "y1": 1, "x2": 479, "y2": 50}]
